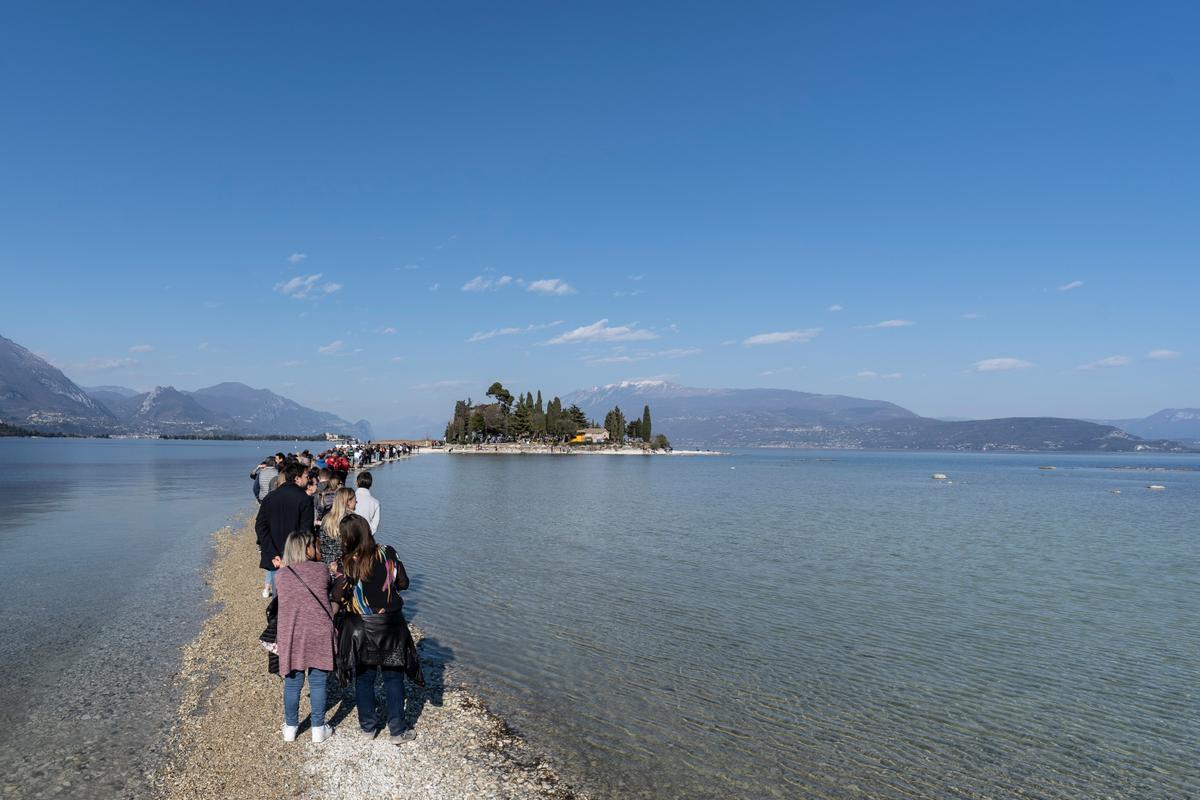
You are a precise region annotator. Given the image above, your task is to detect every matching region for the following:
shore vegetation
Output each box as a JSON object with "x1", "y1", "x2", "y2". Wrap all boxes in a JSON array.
[{"x1": 444, "y1": 382, "x2": 670, "y2": 450}]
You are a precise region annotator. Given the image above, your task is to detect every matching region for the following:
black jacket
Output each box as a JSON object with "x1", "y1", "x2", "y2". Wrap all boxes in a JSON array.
[
  {"x1": 335, "y1": 610, "x2": 424, "y2": 686},
  {"x1": 254, "y1": 483, "x2": 315, "y2": 570}
]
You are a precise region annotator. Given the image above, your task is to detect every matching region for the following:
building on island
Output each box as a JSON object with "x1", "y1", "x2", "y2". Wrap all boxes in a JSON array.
[{"x1": 571, "y1": 427, "x2": 610, "y2": 444}]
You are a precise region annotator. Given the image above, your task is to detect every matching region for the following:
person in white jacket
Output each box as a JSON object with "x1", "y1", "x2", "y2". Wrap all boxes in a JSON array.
[{"x1": 354, "y1": 471, "x2": 381, "y2": 534}]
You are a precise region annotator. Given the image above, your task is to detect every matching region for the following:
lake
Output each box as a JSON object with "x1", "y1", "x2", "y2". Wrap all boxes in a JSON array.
[{"x1": 0, "y1": 441, "x2": 1196, "y2": 799}]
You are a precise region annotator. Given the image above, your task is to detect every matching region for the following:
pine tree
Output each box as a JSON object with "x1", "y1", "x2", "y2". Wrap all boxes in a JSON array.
[{"x1": 642, "y1": 405, "x2": 652, "y2": 442}]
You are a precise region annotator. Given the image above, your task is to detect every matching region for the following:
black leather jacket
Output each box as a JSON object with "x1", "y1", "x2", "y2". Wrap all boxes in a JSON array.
[{"x1": 335, "y1": 610, "x2": 424, "y2": 686}]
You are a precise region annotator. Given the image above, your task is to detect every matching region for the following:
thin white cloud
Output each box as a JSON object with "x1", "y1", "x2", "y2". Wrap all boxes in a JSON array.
[
  {"x1": 547, "y1": 319, "x2": 658, "y2": 345},
  {"x1": 962, "y1": 312, "x2": 984, "y2": 320},
  {"x1": 288, "y1": 253, "x2": 307, "y2": 264},
  {"x1": 527, "y1": 278, "x2": 577, "y2": 296},
  {"x1": 743, "y1": 328, "x2": 822, "y2": 346},
  {"x1": 317, "y1": 340, "x2": 345, "y2": 355},
  {"x1": 584, "y1": 347, "x2": 701, "y2": 365},
  {"x1": 275, "y1": 273, "x2": 341, "y2": 299},
  {"x1": 858, "y1": 319, "x2": 915, "y2": 329},
  {"x1": 1147, "y1": 349, "x2": 1180, "y2": 360},
  {"x1": 197, "y1": 342, "x2": 209, "y2": 351},
  {"x1": 761, "y1": 367, "x2": 794, "y2": 376},
  {"x1": 391, "y1": 356, "x2": 406, "y2": 363},
  {"x1": 613, "y1": 289, "x2": 646, "y2": 297},
  {"x1": 467, "y1": 321, "x2": 564, "y2": 343},
  {"x1": 67, "y1": 357, "x2": 139, "y2": 373},
  {"x1": 129, "y1": 344, "x2": 153, "y2": 353},
  {"x1": 461, "y1": 275, "x2": 517, "y2": 292},
  {"x1": 1057, "y1": 280, "x2": 1084, "y2": 292},
  {"x1": 382, "y1": 327, "x2": 398, "y2": 335},
  {"x1": 627, "y1": 274, "x2": 645, "y2": 281},
  {"x1": 413, "y1": 379, "x2": 473, "y2": 390},
  {"x1": 828, "y1": 304, "x2": 843, "y2": 312},
  {"x1": 280, "y1": 360, "x2": 305, "y2": 368},
  {"x1": 1078, "y1": 355, "x2": 1130, "y2": 370},
  {"x1": 429, "y1": 283, "x2": 440, "y2": 291},
  {"x1": 974, "y1": 357, "x2": 1033, "y2": 373}
]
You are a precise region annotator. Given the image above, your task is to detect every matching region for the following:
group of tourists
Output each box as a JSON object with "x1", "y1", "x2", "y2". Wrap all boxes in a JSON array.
[{"x1": 252, "y1": 445, "x2": 422, "y2": 745}]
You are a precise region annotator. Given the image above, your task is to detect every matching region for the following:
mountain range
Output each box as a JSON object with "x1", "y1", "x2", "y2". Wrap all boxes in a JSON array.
[
  {"x1": 563, "y1": 380, "x2": 1193, "y2": 452},
  {"x1": 0, "y1": 334, "x2": 371, "y2": 439}
]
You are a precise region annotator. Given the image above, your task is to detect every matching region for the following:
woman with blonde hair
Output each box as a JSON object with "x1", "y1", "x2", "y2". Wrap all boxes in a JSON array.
[
  {"x1": 275, "y1": 529, "x2": 336, "y2": 743},
  {"x1": 319, "y1": 487, "x2": 356, "y2": 567}
]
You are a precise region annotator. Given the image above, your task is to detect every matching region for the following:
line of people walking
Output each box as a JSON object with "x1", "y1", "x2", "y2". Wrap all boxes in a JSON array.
[{"x1": 253, "y1": 448, "x2": 421, "y2": 745}]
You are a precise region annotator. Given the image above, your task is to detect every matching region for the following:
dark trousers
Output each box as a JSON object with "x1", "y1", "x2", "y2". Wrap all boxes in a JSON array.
[{"x1": 355, "y1": 666, "x2": 406, "y2": 734}]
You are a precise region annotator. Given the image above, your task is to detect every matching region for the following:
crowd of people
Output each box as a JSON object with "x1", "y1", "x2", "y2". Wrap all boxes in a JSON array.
[{"x1": 252, "y1": 444, "x2": 422, "y2": 745}]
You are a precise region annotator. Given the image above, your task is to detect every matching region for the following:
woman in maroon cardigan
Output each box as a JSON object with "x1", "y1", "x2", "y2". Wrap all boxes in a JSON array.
[{"x1": 276, "y1": 529, "x2": 336, "y2": 743}]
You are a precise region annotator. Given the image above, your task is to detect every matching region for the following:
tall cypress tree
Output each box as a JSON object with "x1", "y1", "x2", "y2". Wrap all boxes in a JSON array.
[{"x1": 642, "y1": 405, "x2": 652, "y2": 442}]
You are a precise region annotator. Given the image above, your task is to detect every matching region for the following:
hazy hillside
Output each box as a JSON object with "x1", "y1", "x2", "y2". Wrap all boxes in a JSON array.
[
  {"x1": 0, "y1": 335, "x2": 118, "y2": 433},
  {"x1": 564, "y1": 380, "x2": 918, "y2": 446}
]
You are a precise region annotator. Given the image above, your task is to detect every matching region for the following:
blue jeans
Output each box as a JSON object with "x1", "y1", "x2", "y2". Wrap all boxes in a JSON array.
[
  {"x1": 264, "y1": 568, "x2": 276, "y2": 590},
  {"x1": 355, "y1": 666, "x2": 406, "y2": 734},
  {"x1": 283, "y1": 668, "x2": 329, "y2": 728}
]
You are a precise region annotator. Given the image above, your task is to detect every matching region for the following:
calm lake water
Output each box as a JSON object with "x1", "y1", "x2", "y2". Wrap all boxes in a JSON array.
[
  {"x1": 0, "y1": 441, "x2": 1196, "y2": 799},
  {"x1": 0, "y1": 438, "x2": 326, "y2": 800}
]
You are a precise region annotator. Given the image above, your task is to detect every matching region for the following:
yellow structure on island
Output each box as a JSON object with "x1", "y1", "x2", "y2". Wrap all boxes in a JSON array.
[{"x1": 570, "y1": 427, "x2": 610, "y2": 444}]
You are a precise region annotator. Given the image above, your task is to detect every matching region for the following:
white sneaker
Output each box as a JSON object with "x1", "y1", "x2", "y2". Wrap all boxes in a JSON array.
[
  {"x1": 262, "y1": 586, "x2": 271, "y2": 598},
  {"x1": 312, "y1": 724, "x2": 333, "y2": 743},
  {"x1": 282, "y1": 724, "x2": 298, "y2": 742}
]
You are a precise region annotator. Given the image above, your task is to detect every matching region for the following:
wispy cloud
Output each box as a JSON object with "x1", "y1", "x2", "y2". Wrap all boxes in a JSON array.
[
  {"x1": 857, "y1": 370, "x2": 903, "y2": 379},
  {"x1": 1078, "y1": 355, "x2": 1130, "y2": 370},
  {"x1": 280, "y1": 360, "x2": 305, "y2": 368},
  {"x1": 627, "y1": 274, "x2": 645, "y2": 281},
  {"x1": 69, "y1": 357, "x2": 139, "y2": 373},
  {"x1": 828, "y1": 304, "x2": 843, "y2": 312},
  {"x1": 613, "y1": 289, "x2": 646, "y2": 298},
  {"x1": 547, "y1": 319, "x2": 658, "y2": 345},
  {"x1": 527, "y1": 278, "x2": 576, "y2": 296},
  {"x1": 129, "y1": 344, "x2": 153, "y2": 353},
  {"x1": 413, "y1": 379, "x2": 472, "y2": 390},
  {"x1": 461, "y1": 275, "x2": 516, "y2": 292},
  {"x1": 429, "y1": 283, "x2": 440, "y2": 291},
  {"x1": 1057, "y1": 280, "x2": 1084, "y2": 292},
  {"x1": 317, "y1": 340, "x2": 345, "y2": 355},
  {"x1": 382, "y1": 327, "x2": 398, "y2": 335},
  {"x1": 857, "y1": 319, "x2": 914, "y2": 329},
  {"x1": 1147, "y1": 349, "x2": 1180, "y2": 360},
  {"x1": 275, "y1": 273, "x2": 341, "y2": 299},
  {"x1": 760, "y1": 367, "x2": 794, "y2": 376},
  {"x1": 974, "y1": 357, "x2": 1033, "y2": 373},
  {"x1": 391, "y1": 356, "x2": 406, "y2": 363},
  {"x1": 743, "y1": 328, "x2": 821, "y2": 346},
  {"x1": 584, "y1": 347, "x2": 701, "y2": 365},
  {"x1": 962, "y1": 312, "x2": 984, "y2": 320},
  {"x1": 467, "y1": 321, "x2": 564, "y2": 342},
  {"x1": 197, "y1": 342, "x2": 209, "y2": 351},
  {"x1": 288, "y1": 252, "x2": 307, "y2": 264}
]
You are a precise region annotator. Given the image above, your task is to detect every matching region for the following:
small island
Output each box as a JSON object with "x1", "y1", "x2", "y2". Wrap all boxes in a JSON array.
[{"x1": 443, "y1": 381, "x2": 674, "y2": 453}]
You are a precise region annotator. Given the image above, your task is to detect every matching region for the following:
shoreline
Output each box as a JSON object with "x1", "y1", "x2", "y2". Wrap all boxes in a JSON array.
[
  {"x1": 433, "y1": 444, "x2": 722, "y2": 456},
  {"x1": 159, "y1": 516, "x2": 586, "y2": 800}
]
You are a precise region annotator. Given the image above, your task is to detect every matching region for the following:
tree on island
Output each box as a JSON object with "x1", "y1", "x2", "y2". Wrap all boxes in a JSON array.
[
  {"x1": 486, "y1": 382, "x2": 513, "y2": 413},
  {"x1": 642, "y1": 405, "x2": 652, "y2": 442},
  {"x1": 604, "y1": 405, "x2": 627, "y2": 444}
]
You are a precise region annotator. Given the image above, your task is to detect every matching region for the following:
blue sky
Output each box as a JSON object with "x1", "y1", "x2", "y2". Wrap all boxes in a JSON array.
[{"x1": 2, "y1": 2, "x2": 1197, "y2": 430}]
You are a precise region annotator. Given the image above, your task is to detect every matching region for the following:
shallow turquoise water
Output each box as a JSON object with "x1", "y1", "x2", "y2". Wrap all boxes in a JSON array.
[{"x1": 375, "y1": 450, "x2": 1199, "y2": 799}]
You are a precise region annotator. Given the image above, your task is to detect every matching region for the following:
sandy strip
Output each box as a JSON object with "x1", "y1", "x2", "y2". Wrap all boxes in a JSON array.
[{"x1": 159, "y1": 519, "x2": 585, "y2": 800}]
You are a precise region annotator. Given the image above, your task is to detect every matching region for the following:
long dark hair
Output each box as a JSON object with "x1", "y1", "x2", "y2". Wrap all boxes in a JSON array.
[{"x1": 339, "y1": 513, "x2": 377, "y2": 584}]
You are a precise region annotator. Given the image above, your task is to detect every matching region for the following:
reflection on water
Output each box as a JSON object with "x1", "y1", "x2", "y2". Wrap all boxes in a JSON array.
[{"x1": 376, "y1": 451, "x2": 1200, "y2": 799}]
